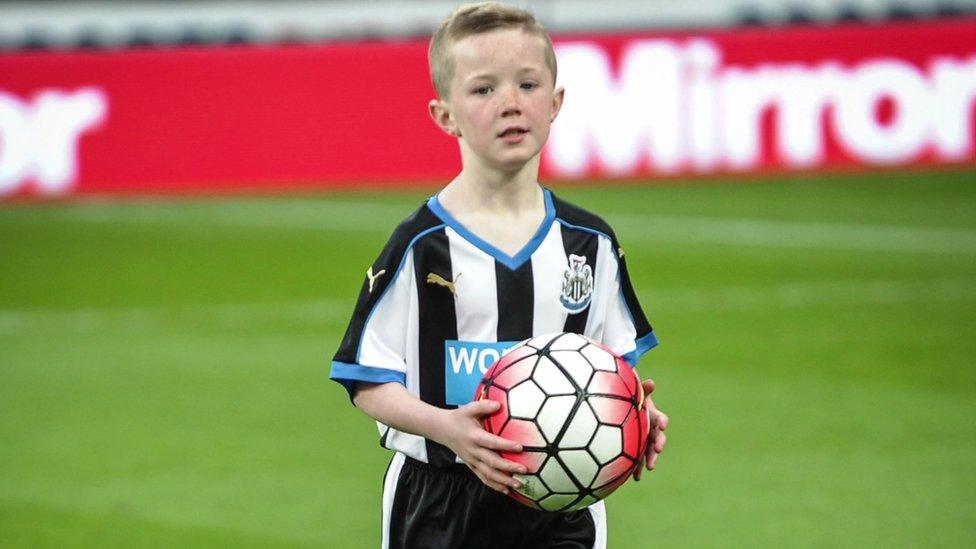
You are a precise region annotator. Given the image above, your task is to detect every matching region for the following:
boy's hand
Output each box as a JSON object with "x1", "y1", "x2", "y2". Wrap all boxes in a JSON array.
[
  {"x1": 434, "y1": 399, "x2": 527, "y2": 494},
  {"x1": 634, "y1": 378, "x2": 669, "y2": 481}
]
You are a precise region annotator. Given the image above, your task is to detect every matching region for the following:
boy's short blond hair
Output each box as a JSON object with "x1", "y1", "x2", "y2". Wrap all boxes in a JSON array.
[{"x1": 428, "y1": 2, "x2": 557, "y2": 99}]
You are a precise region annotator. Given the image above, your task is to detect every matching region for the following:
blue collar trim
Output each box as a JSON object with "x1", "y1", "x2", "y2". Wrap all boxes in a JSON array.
[{"x1": 427, "y1": 188, "x2": 556, "y2": 271}]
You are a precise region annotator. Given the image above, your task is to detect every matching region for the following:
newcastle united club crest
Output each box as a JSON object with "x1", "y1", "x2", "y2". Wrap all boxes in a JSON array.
[{"x1": 559, "y1": 254, "x2": 593, "y2": 313}]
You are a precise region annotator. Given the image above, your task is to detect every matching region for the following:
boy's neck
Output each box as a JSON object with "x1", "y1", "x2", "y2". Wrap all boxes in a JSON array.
[
  {"x1": 436, "y1": 161, "x2": 547, "y2": 257},
  {"x1": 439, "y1": 157, "x2": 542, "y2": 216}
]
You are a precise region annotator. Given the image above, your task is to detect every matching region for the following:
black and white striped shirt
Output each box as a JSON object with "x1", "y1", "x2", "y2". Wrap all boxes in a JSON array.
[{"x1": 331, "y1": 188, "x2": 657, "y2": 466}]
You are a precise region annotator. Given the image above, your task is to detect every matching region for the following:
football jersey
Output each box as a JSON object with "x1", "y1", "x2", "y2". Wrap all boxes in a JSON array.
[{"x1": 330, "y1": 188, "x2": 657, "y2": 467}]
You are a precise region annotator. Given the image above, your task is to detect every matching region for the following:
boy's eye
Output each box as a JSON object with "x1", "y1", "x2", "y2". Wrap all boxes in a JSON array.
[
  {"x1": 520, "y1": 82, "x2": 538, "y2": 90},
  {"x1": 474, "y1": 86, "x2": 493, "y2": 95}
]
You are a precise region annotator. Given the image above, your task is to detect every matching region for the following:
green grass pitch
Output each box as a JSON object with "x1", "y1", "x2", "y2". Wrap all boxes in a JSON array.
[{"x1": 1, "y1": 169, "x2": 974, "y2": 547}]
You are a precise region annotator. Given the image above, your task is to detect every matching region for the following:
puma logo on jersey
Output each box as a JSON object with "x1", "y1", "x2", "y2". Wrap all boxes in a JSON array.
[
  {"x1": 366, "y1": 266, "x2": 386, "y2": 293},
  {"x1": 427, "y1": 272, "x2": 461, "y2": 297}
]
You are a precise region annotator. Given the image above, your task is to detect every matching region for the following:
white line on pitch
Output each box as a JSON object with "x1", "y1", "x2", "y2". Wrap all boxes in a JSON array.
[
  {"x1": 14, "y1": 199, "x2": 976, "y2": 255},
  {"x1": 607, "y1": 214, "x2": 976, "y2": 255},
  {"x1": 0, "y1": 277, "x2": 973, "y2": 336},
  {"x1": 36, "y1": 199, "x2": 412, "y2": 233},
  {"x1": 0, "y1": 299, "x2": 351, "y2": 336},
  {"x1": 639, "y1": 277, "x2": 976, "y2": 311}
]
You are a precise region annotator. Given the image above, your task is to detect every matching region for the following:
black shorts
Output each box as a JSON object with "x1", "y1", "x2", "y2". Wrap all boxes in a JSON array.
[{"x1": 381, "y1": 453, "x2": 607, "y2": 549}]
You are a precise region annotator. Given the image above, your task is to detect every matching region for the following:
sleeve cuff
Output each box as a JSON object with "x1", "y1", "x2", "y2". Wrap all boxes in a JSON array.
[
  {"x1": 621, "y1": 331, "x2": 659, "y2": 367},
  {"x1": 330, "y1": 361, "x2": 407, "y2": 401}
]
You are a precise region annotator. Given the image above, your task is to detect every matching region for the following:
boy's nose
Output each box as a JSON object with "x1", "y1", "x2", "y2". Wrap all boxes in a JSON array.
[
  {"x1": 500, "y1": 88, "x2": 521, "y2": 116},
  {"x1": 501, "y1": 99, "x2": 521, "y2": 117},
  {"x1": 501, "y1": 104, "x2": 521, "y2": 117}
]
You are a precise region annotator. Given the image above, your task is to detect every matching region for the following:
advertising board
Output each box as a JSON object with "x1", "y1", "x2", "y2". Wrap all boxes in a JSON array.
[{"x1": 1, "y1": 20, "x2": 974, "y2": 198}]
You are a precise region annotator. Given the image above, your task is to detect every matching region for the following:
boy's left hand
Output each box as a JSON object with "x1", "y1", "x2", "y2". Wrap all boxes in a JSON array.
[{"x1": 634, "y1": 378, "x2": 668, "y2": 481}]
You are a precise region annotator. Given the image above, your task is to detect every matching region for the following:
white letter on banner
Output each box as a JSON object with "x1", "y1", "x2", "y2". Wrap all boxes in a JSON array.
[
  {"x1": 548, "y1": 41, "x2": 684, "y2": 176},
  {"x1": 719, "y1": 62, "x2": 840, "y2": 169},
  {"x1": 32, "y1": 88, "x2": 107, "y2": 195},
  {"x1": 834, "y1": 60, "x2": 929, "y2": 164},
  {"x1": 0, "y1": 92, "x2": 32, "y2": 195},
  {"x1": 930, "y1": 54, "x2": 976, "y2": 160},
  {"x1": 719, "y1": 66, "x2": 781, "y2": 169},
  {"x1": 775, "y1": 63, "x2": 842, "y2": 168},
  {"x1": 0, "y1": 88, "x2": 106, "y2": 196},
  {"x1": 686, "y1": 40, "x2": 722, "y2": 170}
]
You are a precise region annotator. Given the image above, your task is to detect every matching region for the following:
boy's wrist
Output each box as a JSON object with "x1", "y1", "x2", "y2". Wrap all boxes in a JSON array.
[{"x1": 423, "y1": 406, "x2": 454, "y2": 447}]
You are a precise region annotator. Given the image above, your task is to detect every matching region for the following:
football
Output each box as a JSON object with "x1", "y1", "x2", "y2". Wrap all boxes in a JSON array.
[{"x1": 475, "y1": 332, "x2": 649, "y2": 512}]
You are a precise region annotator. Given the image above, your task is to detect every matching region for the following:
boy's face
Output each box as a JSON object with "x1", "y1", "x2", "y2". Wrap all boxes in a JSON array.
[{"x1": 432, "y1": 28, "x2": 563, "y2": 172}]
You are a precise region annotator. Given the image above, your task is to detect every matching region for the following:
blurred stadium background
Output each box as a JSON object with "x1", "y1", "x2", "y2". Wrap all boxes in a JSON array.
[{"x1": 2, "y1": 0, "x2": 975, "y2": 547}]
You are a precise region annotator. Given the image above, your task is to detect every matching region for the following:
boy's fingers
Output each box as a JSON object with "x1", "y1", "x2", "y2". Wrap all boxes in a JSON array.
[
  {"x1": 478, "y1": 432, "x2": 523, "y2": 453},
  {"x1": 654, "y1": 432, "x2": 667, "y2": 453},
  {"x1": 476, "y1": 461, "x2": 520, "y2": 490},
  {"x1": 644, "y1": 432, "x2": 659, "y2": 466},
  {"x1": 491, "y1": 469, "x2": 521, "y2": 489},
  {"x1": 641, "y1": 379, "x2": 656, "y2": 395},
  {"x1": 500, "y1": 458, "x2": 528, "y2": 475},
  {"x1": 464, "y1": 399, "x2": 500, "y2": 417},
  {"x1": 480, "y1": 449, "x2": 527, "y2": 475},
  {"x1": 468, "y1": 463, "x2": 509, "y2": 493},
  {"x1": 484, "y1": 476, "x2": 509, "y2": 494},
  {"x1": 486, "y1": 476, "x2": 510, "y2": 493}
]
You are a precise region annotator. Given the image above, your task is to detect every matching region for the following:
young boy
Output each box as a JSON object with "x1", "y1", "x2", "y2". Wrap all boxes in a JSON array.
[{"x1": 330, "y1": 3, "x2": 668, "y2": 547}]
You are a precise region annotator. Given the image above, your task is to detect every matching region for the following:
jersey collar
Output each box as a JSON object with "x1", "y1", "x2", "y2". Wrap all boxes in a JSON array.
[{"x1": 426, "y1": 188, "x2": 556, "y2": 271}]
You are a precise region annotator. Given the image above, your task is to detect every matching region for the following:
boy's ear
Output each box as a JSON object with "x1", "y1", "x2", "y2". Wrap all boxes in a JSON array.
[
  {"x1": 428, "y1": 98, "x2": 461, "y2": 138},
  {"x1": 550, "y1": 86, "x2": 565, "y2": 122}
]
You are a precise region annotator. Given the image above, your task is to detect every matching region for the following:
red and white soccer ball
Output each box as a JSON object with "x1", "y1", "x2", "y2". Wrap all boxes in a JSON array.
[{"x1": 475, "y1": 332, "x2": 649, "y2": 512}]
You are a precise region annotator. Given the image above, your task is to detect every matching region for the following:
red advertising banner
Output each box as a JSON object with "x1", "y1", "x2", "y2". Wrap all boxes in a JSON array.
[
  {"x1": 1, "y1": 19, "x2": 975, "y2": 199},
  {"x1": 545, "y1": 20, "x2": 976, "y2": 179}
]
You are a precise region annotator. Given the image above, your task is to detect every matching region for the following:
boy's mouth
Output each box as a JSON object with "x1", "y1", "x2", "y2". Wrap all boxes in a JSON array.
[{"x1": 498, "y1": 126, "x2": 528, "y2": 138}]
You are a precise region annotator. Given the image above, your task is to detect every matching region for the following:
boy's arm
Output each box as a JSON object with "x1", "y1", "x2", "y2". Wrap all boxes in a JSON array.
[{"x1": 353, "y1": 382, "x2": 527, "y2": 494}]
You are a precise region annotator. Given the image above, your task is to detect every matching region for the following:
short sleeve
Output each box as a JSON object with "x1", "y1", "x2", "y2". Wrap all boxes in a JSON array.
[
  {"x1": 330, "y1": 249, "x2": 416, "y2": 401},
  {"x1": 601, "y1": 238, "x2": 658, "y2": 367}
]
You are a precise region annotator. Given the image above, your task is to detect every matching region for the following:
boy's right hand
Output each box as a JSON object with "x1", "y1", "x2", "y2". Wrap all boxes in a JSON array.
[{"x1": 434, "y1": 399, "x2": 527, "y2": 494}]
